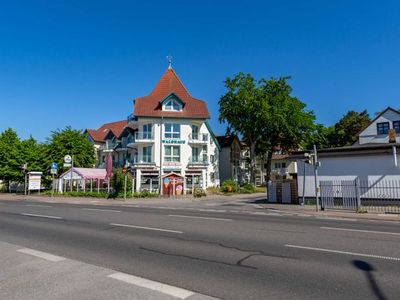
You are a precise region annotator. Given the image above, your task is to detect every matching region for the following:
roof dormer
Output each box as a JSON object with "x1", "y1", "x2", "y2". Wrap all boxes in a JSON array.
[{"x1": 161, "y1": 93, "x2": 185, "y2": 112}]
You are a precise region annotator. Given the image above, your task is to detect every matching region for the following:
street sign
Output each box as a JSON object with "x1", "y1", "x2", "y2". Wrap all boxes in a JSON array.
[
  {"x1": 51, "y1": 162, "x2": 58, "y2": 169},
  {"x1": 63, "y1": 163, "x2": 72, "y2": 168},
  {"x1": 64, "y1": 155, "x2": 72, "y2": 164},
  {"x1": 50, "y1": 168, "x2": 57, "y2": 175}
]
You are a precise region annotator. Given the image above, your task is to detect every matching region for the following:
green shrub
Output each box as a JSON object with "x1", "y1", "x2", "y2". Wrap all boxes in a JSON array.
[
  {"x1": 44, "y1": 191, "x2": 109, "y2": 198},
  {"x1": 221, "y1": 179, "x2": 238, "y2": 192},
  {"x1": 194, "y1": 188, "x2": 206, "y2": 198},
  {"x1": 110, "y1": 168, "x2": 133, "y2": 198},
  {"x1": 241, "y1": 183, "x2": 255, "y2": 193}
]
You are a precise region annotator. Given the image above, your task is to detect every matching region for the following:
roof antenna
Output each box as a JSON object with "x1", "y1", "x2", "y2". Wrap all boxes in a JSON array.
[{"x1": 166, "y1": 55, "x2": 173, "y2": 69}]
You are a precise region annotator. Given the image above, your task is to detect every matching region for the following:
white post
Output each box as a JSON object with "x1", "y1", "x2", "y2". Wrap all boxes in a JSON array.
[
  {"x1": 393, "y1": 145, "x2": 397, "y2": 167},
  {"x1": 90, "y1": 179, "x2": 93, "y2": 192}
]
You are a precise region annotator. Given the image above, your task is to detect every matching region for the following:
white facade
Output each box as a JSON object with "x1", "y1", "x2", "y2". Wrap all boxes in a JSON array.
[
  {"x1": 297, "y1": 152, "x2": 400, "y2": 198},
  {"x1": 359, "y1": 107, "x2": 400, "y2": 144},
  {"x1": 129, "y1": 118, "x2": 219, "y2": 193}
]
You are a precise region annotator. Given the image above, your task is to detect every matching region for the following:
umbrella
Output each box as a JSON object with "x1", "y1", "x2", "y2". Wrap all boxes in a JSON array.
[{"x1": 106, "y1": 153, "x2": 113, "y2": 179}]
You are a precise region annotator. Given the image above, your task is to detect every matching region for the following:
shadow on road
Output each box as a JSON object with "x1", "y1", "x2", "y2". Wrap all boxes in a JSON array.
[{"x1": 352, "y1": 260, "x2": 387, "y2": 300}]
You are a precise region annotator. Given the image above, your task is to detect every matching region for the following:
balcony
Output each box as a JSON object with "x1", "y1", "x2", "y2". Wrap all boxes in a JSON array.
[
  {"x1": 100, "y1": 141, "x2": 117, "y2": 152},
  {"x1": 131, "y1": 156, "x2": 155, "y2": 166},
  {"x1": 188, "y1": 156, "x2": 209, "y2": 166},
  {"x1": 133, "y1": 132, "x2": 154, "y2": 144},
  {"x1": 188, "y1": 133, "x2": 208, "y2": 144}
]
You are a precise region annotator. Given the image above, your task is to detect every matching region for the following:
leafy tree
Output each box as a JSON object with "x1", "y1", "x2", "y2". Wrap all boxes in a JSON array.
[
  {"x1": 110, "y1": 168, "x2": 133, "y2": 197},
  {"x1": 304, "y1": 124, "x2": 335, "y2": 149},
  {"x1": 0, "y1": 129, "x2": 23, "y2": 188},
  {"x1": 330, "y1": 110, "x2": 370, "y2": 146},
  {"x1": 43, "y1": 127, "x2": 95, "y2": 177},
  {"x1": 258, "y1": 77, "x2": 315, "y2": 181},
  {"x1": 219, "y1": 73, "x2": 265, "y2": 185},
  {"x1": 219, "y1": 73, "x2": 315, "y2": 184}
]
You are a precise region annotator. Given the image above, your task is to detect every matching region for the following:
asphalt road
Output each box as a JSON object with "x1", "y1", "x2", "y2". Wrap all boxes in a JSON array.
[{"x1": 0, "y1": 199, "x2": 399, "y2": 300}]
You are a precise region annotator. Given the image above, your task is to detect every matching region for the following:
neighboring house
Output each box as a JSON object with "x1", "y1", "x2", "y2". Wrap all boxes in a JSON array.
[
  {"x1": 86, "y1": 120, "x2": 133, "y2": 168},
  {"x1": 293, "y1": 106, "x2": 400, "y2": 200},
  {"x1": 216, "y1": 135, "x2": 242, "y2": 183},
  {"x1": 128, "y1": 66, "x2": 220, "y2": 194}
]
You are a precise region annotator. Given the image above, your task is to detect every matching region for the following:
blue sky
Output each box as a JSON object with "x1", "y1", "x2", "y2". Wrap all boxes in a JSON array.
[{"x1": 1, "y1": 0, "x2": 399, "y2": 141}]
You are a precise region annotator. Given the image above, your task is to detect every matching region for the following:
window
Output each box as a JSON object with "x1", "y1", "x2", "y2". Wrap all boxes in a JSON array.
[
  {"x1": 192, "y1": 147, "x2": 200, "y2": 162},
  {"x1": 164, "y1": 146, "x2": 180, "y2": 162},
  {"x1": 274, "y1": 162, "x2": 286, "y2": 169},
  {"x1": 165, "y1": 124, "x2": 180, "y2": 139},
  {"x1": 210, "y1": 155, "x2": 215, "y2": 163},
  {"x1": 143, "y1": 124, "x2": 152, "y2": 139},
  {"x1": 377, "y1": 122, "x2": 390, "y2": 135},
  {"x1": 142, "y1": 146, "x2": 152, "y2": 163},
  {"x1": 393, "y1": 121, "x2": 400, "y2": 133},
  {"x1": 191, "y1": 125, "x2": 199, "y2": 139},
  {"x1": 164, "y1": 98, "x2": 181, "y2": 111}
]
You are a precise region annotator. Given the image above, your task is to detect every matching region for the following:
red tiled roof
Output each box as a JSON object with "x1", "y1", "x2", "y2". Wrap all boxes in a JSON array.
[
  {"x1": 134, "y1": 68, "x2": 210, "y2": 119},
  {"x1": 86, "y1": 120, "x2": 128, "y2": 142}
]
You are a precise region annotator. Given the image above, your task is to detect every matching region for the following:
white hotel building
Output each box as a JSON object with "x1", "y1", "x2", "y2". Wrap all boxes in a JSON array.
[{"x1": 123, "y1": 66, "x2": 220, "y2": 195}]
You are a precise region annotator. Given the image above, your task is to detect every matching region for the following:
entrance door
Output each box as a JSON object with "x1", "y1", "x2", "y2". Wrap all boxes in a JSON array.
[{"x1": 162, "y1": 174, "x2": 184, "y2": 196}]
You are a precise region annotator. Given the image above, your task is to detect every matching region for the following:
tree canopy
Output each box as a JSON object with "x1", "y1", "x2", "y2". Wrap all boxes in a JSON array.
[{"x1": 219, "y1": 73, "x2": 315, "y2": 183}]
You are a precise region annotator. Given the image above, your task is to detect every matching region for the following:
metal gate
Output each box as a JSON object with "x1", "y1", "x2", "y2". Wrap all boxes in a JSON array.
[{"x1": 320, "y1": 180, "x2": 360, "y2": 210}]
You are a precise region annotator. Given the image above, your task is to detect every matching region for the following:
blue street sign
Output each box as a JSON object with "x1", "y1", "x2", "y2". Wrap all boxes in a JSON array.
[{"x1": 51, "y1": 162, "x2": 58, "y2": 169}]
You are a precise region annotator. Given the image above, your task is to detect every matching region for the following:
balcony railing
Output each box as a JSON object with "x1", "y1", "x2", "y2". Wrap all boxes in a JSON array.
[
  {"x1": 188, "y1": 133, "x2": 208, "y2": 143},
  {"x1": 100, "y1": 141, "x2": 116, "y2": 151},
  {"x1": 134, "y1": 132, "x2": 154, "y2": 142},
  {"x1": 131, "y1": 156, "x2": 155, "y2": 165},
  {"x1": 188, "y1": 156, "x2": 209, "y2": 165}
]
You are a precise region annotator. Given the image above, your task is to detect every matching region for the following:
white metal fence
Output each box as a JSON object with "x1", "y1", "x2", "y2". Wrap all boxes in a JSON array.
[{"x1": 320, "y1": 179, "x2": 400, "y2": 213}]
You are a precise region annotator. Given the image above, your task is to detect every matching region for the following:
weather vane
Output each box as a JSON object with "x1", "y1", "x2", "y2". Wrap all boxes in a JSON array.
[{"x1": 166, "y1": 55, "x2": 173, "y2": 68}]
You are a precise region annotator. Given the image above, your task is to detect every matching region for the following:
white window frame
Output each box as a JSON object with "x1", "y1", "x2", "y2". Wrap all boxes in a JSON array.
[
  {"x1": 164, "y1": 145, "x2": 180, "y2": 162},
  {"x1": 163, "y1": 98, "x2": 182, "y2": 111},
  {"x1": 142, "y1": 146, "x2": 152, "y2": 163},
  {"x1": 164, "y1": 123, "x2": 180, "y2": 139}
]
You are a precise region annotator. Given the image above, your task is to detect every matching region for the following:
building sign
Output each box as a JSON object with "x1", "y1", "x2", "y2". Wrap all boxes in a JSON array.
[
  {"x1": 163, "y1": 162, "x2": 182, "y2": 167},
  {"x1": 162, "y1": 139, "x2": 185, "y2": 144},
  {"x1": 28, "y1": 172, "x2": 42, "y2": 191}
]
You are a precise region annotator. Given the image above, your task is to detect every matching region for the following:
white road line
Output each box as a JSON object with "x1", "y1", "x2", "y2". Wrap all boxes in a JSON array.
[
  {"x1": 108, "y1": 272, "x2": 194, "y2": 299},
  {"x1": 316, "y1": 216, "x2": 357, "y2": 222},
  {"x1": 21, "y1": 213, "x2": 62, "y2": 220},
  {"x1": 17, "y1": 248, "x2": 66, "y2": 262},
  {"x1": 110, "y1": 223, "x2": 183, "y2": 234},
  {"x1": 320, "y1": 226, "x2": 400, "y2": 236},
  {"x1": 82, "y1": 208, "x2": 121, "y2": 213},
  {"x1": 25, "y1": 204, "x2": 52, "y2": 208},
  {"x1": 168, "y1": 214, "x2": 232, "y2": 221},
  {"x1": 285, "y1": 244, "x2": 400, "y2": 261}
]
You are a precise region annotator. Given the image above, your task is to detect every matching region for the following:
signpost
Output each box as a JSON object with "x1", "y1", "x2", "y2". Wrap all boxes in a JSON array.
[
  {"x1": 28, "y1": 172, "x2": 42, "y2": 195},
  {"x1": 123, "y1": 167, "x2": 128, "y2": 200},
  {"x1": 50, "y1": 162, "x2": 58, "y2": 196},
  {"x1": 64, "y1": 155, "x2": 73, "y2": 192}
]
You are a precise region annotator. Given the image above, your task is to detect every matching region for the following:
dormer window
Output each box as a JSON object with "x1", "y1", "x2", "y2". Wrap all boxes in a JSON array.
[
  {"x1": 161, "y1": 93, "x2": 184, "y2": 112},
  {"x1": 164, "y1": 98, "x2": 181, "y2": 111}
]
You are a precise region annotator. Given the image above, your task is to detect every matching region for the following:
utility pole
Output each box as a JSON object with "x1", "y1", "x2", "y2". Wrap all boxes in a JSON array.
[
  {"x1": 23, "y1": 163, "x2": 28, "y2": 195},
  {"x1": 313, "y1": 145, "x2": 320, "y2": 212}
]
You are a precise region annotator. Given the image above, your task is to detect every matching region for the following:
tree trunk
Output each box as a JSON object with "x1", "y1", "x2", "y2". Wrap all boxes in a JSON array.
[
  {"x1": 265, "y1": 149, "x2": 273, "y2": 183},
  {"x1": 250, "y1": 142, "x2": 256, "y2": 186}
]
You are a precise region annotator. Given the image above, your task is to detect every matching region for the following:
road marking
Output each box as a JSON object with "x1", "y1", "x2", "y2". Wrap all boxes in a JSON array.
[
  {"x1": 285, "y1": 244, "x2": 400, "y2": 261},
  {"x1": 17, "y1": 248, "x2": 66, "y2": 262},
  {"x1": 90, "y1": 201, "x2": 99, "y2": 203},
  {"x1": 316, "y1": 216, "x2": 357, "y2": 222},
  {"x1": 378, "y1": 214, "x2": 399, "y2": 217},
  {"x1": 168, "y1": 214, "x2": 232, "y2": 221},
  {"x1": 320, "y1": 226, "x2": 400, "y2": 236},
  {"x1": 82, "y1": 208, "x2": 121, "y2": 213},
  {"x1": 25, "y1": 204, "x2": 52, "y2": 208},
  {"x1": 110, "y1": 223, "x2": 183, "y2": 234},
  {"x1": 21, "y1": 213, "x2": 62, "y2": 220},
  {"x1": 108, "y1": 272, "x2": 194, "y2": 299}
]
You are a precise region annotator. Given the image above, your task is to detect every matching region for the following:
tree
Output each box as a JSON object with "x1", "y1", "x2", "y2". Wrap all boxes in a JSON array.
[
  {"x1": 330, "y1": 110, "x2": 370, "y2": 147},
  {"x1": 43, "y1": 127, "x2": 95, "y2": 178},
  {"x1": 219, "y1": 73, "x2": 265, "y2": 185},
  {"x1": 0, "y1": 129, "x2": 23, "y2": 188},
  {"x1": 258, "y1": 77, "x2": 315, "y2": 182},
  {"x1": 304, "y1": 124, "x2": 335, "y2": 149},
  {"x1": 219, "y1": 74, "x2": 315, "y2": 184}
]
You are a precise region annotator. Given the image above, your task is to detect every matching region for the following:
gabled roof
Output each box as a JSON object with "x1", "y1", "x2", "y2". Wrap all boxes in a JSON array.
[
  {"x1": 86, "y1": 120, "x2": 128, "y2": 142},
  {"x1": 134, "y1": 68, "x2": 210, "y2": 119},
  {"x1": 216, "y1": 135, "x2": 239, "y2": 148},
  {"x1": 358, "y1": 107, "x2": 400, "y2": 137}
]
